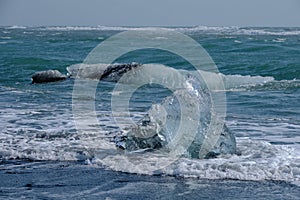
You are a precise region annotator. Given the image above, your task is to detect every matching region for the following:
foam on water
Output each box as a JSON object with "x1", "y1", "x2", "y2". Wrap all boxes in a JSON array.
[
  {"x1": 245, "y1": 79, "x2": 300, "y2": 91},
  {"x1": 1, "y1": 98, "x2": 300, "y2": 184},
  {"x1": 91, "y1": 138, "x2": 300, "y2": 185},
  {"x1": 1, "y1": 107, "x2": 300, "y2": 185},
  {"x1": 169, "y1": 138, "x2": 300, "y2": 182},
  {"x1": 39, "y1": 26, "x2": 166, "y2": 32},
  {"x1": 5, "y1": 25, "x2": 27, "y2": 29},
  {"x1": 28, "y1": 26, "x2": 300, "y2": 36},
  {"x1": 0, "y1": 36, "x2": 12, "y2": 39},
  {"x1": 176, "y1": 26, "x2": 300, "y2": 36}
]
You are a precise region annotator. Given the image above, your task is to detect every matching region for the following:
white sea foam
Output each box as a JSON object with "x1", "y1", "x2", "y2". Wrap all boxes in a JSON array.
[
  {"x1": 0, "y1": 36, "x2": 11, "y2": 39},
  {"x1": 221, "y1": 74, "x2": 275, "y2": 89},
  {"x1": 5, "y1": 25, "x2": 27, "y2": 29},
  {"x1": 1, "y1": 101, "x2": 300, "y2": 185},
  {"x1": 167, "y1": 138, "x2": 300, "y2": 182},
  {"x1": 40, "y1": 26, "x2": 164, "y2": 32},
  {"x1": 91, "y1": 138, "x2": 300, "y2": 185},
  {"x1": 36, "y1": 26, "x2": 300, "y2": 36},
  {"x1": 235, "y1": 29, "x2": 300, "y2": 36},
  {"x1": 174, "y1": 26, "x2": 240, "y2": 34},
  {"x1": 234, "y1": 40, "x2": 242, "y2": 43},
  {"x1": 273, "y1": 38, "x2": 287, "y2": 43},
  {"x1": 178, "y1": 26, "x2": 300, "y2": 36}
]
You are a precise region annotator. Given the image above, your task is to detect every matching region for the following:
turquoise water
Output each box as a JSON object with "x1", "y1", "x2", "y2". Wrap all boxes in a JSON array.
[{"x1": 0, "y1": 26, "x2": 300, "y2": 199}]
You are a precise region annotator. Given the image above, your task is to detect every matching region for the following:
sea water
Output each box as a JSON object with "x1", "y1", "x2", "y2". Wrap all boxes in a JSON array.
[{"x1": 0, "y1": 26, "x2": 300, "y2": 199}]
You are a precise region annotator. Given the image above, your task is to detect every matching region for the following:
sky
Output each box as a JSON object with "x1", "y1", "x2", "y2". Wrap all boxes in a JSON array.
[{"x1": 0, "y1": 0, "x2": 300, "y2": 27}]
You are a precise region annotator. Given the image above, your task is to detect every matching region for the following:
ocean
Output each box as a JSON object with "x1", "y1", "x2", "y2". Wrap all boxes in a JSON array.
[{"x1": 0, "y1": 26, "x2": 300, "y2": 199}]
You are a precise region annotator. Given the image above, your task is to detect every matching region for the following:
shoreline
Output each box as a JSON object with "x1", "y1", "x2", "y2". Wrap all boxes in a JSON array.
[{"x1": 1, "y1": 160, "x2": 299, "y2": 199}]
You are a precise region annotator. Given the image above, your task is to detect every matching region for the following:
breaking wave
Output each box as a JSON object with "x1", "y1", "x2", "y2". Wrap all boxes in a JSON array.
[{"x1": 6, "y1": 25, "x2": 300, "y2": 36}]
